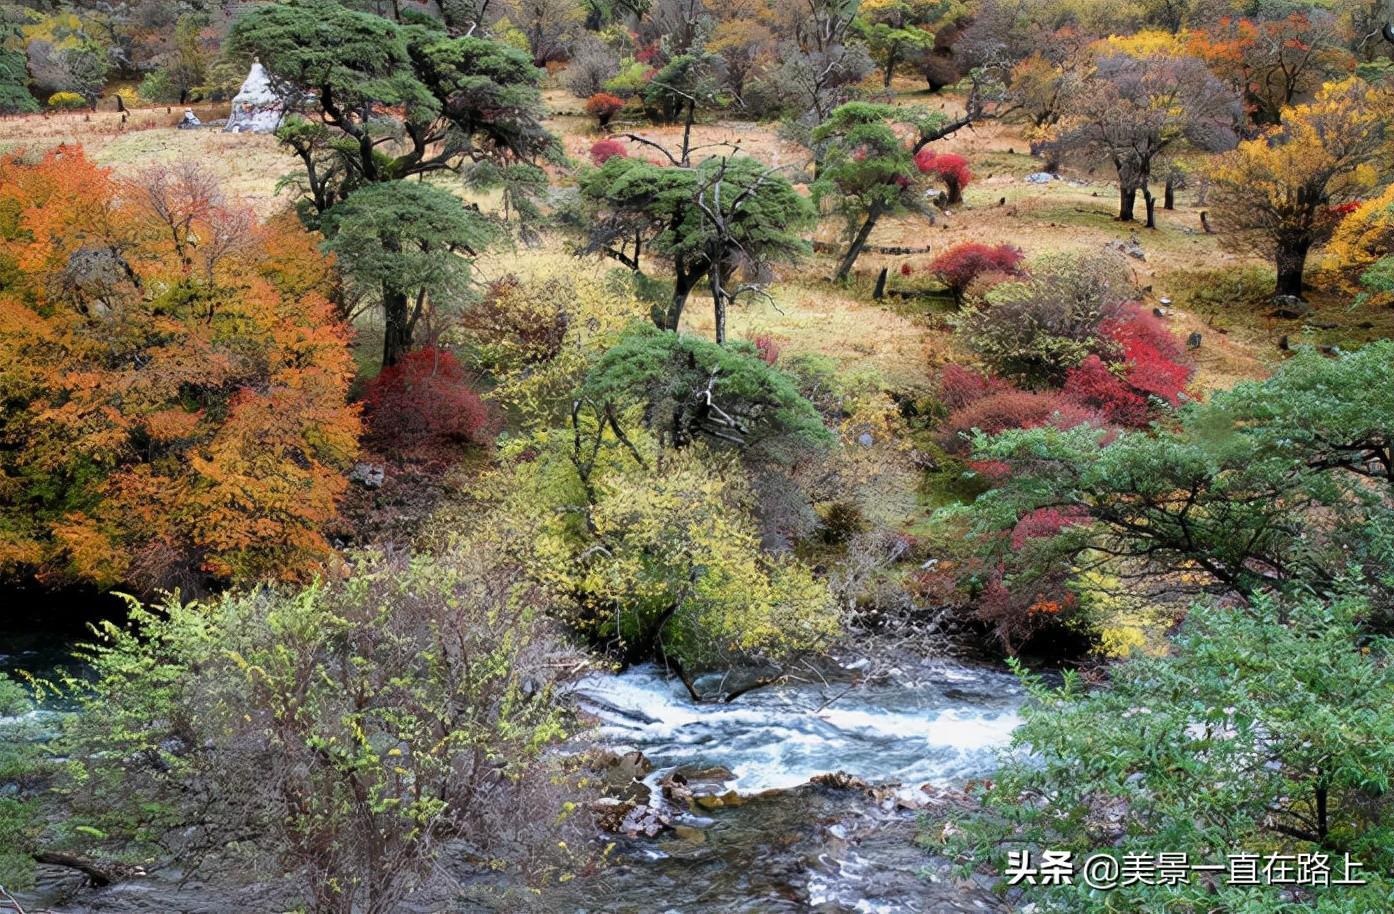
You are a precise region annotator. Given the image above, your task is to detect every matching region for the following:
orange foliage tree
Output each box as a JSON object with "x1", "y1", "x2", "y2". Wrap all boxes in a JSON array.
[{"x1": 0, "y1": 148, "x2": 360, "y2": 592}]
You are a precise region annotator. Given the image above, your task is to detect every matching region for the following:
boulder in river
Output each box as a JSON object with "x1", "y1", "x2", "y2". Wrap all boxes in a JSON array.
[{"x1": 810, "y1": 770, "x2": 871, "y2": 791}]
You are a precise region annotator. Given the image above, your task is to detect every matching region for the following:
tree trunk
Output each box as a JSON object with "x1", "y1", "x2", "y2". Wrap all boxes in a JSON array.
[
  {"x1": 665, "y1": 264, "x2": 701, "y2": 331},
  {"x1": 1315, "y1": 781, "x2": 1329, "y2": 845},
  {"x1": 1118, "y1": 186, "x2": 1137, "y2": 222},
  {"x1": 1163, "y1": 177, "x2": 1175, "y2": 210},
  {"x1": 381, "y1": 286, "x2": 412, "y2": 369},
  {"x1": 1143, "y1": 187, "x2": 1157, "y2": 229},
  {"x1": 709, "y1": 264, "x2": 728, "y2": 345},
  {"x1": 1275, "y1": 239, "x2": 1310, "y2": 298},
  {"x1": 873, "y1": 266, "x2": 888, "y2": 300},
  {"x1": 833, "y1": 204, "x2": 882, "y2": 282},
  {"x1": 946, "y1": 179, "x2": 962, "y2": 205}
]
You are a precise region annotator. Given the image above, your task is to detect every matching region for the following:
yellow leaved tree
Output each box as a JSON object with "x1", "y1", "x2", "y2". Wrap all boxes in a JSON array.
[
  {"x1": 1209, "y1": 78, "x2": 1392, "y2": 299},
  {"x1": 471, "y1": 416, "x2": 839, "y2": 687},
  {"x1": 1322, "y1": 184, "x2": 1394, "y2": 304}
]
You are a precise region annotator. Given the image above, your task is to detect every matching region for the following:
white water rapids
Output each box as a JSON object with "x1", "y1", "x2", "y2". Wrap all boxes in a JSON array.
[{"x1": 574, "y1": 659, "x2": 1025, "y2": 793}]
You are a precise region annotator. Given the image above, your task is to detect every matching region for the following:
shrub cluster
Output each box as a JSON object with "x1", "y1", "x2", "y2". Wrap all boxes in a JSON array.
[
  {"x1": 363, "y1": 347, "x2": 492, "y2": 454},
  {"x1": 925, "y1": 242, "x2": 1025, "y2": 304}
]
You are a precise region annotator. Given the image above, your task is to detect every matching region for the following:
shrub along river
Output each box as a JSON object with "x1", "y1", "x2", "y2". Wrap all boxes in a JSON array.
[{"x1": 5, "y1": 607, "x2": 1024, "y2": 914}]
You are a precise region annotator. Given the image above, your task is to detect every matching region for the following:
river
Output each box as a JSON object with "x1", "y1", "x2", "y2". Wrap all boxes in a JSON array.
[{"x1": 7, "y1": 641, "x2": 1024, "y2": 913}]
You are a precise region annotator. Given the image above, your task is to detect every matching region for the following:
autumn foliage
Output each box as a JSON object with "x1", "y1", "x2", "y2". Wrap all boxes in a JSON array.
[
  {"x1": 937, "y1": 364, "x2": 1012, "y2": 411},
  {"x1": 927, "y1": 243, "x2": 1025, "y2": 304},
  {"x1": 585, "y1": 92, "x2": 626, "y2": 128},
  {"x1": 938, "y1": 390, "x2": 1100, "y2": 454},
  {"x1": 914, "y1": 150, "x2": 972, "y2": 203},
  {"x1": 938, "y1": 307, "x2": 1191, "y2": 442},
  {"x1": 589, "y1": 138, "x2": 629, "y2": 165},
  {"x1": 0, "y1": 149, "x2": 360, "y2": 592},
  {"x1": 750, "y1": 333, "x2": 781, "y2": 365},
  {"x1": 1062, "y1": 356, "x2": 1150, "y2": 427},
  {"x1": 362, "y1": 347, "x2": 492, "y2": 453}
]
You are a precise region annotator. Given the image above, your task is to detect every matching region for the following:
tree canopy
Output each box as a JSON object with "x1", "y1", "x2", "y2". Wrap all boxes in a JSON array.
[
  {"x1": 1211, "y1": 78, "x2": 1392, "y2": 298},
  {"x1": 574, "y1": 151, "x2": 814, "y2": 341},
  {"x1": 231, "y1": 0, "x2": 557, "y2": 218},
  {"x1": 942, "y1": 591, "x2": 1394, "y2": 913},
  {"x1": 0, "y1": 150, "x2": 359, "y2": 593},
  {"x1": 321, "y1": 180, "x2": 496, "y2": 368}
]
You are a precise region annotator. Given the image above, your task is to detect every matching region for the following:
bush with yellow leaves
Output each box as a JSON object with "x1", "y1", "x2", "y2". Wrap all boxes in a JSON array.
[{"x1": 475, "y1": 413, "x2": 840, "y2": 675}]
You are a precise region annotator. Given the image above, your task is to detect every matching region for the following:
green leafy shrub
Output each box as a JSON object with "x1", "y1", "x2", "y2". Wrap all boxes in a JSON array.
[
  {"x1": 954, "y1": 251, "x2": 1136, "y2": 387},
  {"x1": 57, "y1": 547, "x2": 592, "y2": 912},
  {"x1": 0, "y1": 677, "x2": 43, "y2": 890},
  {"x1": 479, "y1": 421, "x2": 840, "y2": 673},
  {"x1": 583, "y1": 324, "x2": 835, "y2": 458},
  {"x1": 939, "y1": 592, "x2": 1394, "y2": 913}
]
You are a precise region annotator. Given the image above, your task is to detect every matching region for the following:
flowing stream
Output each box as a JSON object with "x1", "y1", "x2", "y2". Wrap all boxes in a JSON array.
[
  {"x1": 8, "y1": 637, "x2": 1024, "y2": 914},
  {"x1": 542, "y1": 658, "x2": 1025, "y2": 914},
  {"x1": 575, "y1": 660, "x2": 1024, "y2": 794}
]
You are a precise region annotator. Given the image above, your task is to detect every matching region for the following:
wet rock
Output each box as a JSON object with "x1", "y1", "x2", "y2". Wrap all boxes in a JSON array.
[
  {"x1": 810, "y1": 771, "x2": 870, "y2": 791},
  {"x1": 621, "y1": 803, "x2": 671, "y2": 837},
  {"x1": 681, "y1": 765, "x2": 735, "y2": 782},
  {"x1": 594, "y1": 746, "x2": 653, "y2": 780},
  {"x1": 671, "y1": 824, "x2": 707, "y2": 843},
  {"x1": 660, "y1": 771, "x2": 693, "y2": 807},
  {"x1": 590, "y1": 796, "x2": 638, "y2": 832},
  {"x1": 693, "y1": 789, "x2": 744, "y2": 810}
]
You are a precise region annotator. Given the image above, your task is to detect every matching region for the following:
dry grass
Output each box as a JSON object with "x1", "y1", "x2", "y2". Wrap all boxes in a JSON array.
[
  {"x1": 0, "y1": 90, "x2": 1295, "y2": 393},
  {"x1": 0, "y1": 103, "x2": 290, "y2": 215}
]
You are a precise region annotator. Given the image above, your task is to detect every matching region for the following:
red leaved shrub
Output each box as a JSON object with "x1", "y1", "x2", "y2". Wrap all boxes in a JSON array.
[
  {"x1": 938, "y1": 363, "x2": 1012, "y2": 411},
  {"x1": 938, "y1": 389, "x2": 1099, "y2": 453},
  {"x1": 750, "y1": 332, "x2": 781, "y2": 365},
  {"x1": 363, "y1": 347, "x2": 492, "y2": 452},
  {"x1": 927, "y1": 242, "x2": 1025, "y2": 304},
  {"x1": 1102, "y1": 309, "x2": 1191, "y2": 406},
  {"x1": 1100, "y1": 305, "x2": 1184, "y2": 363},
  {"x1": 585, "y1": 93, "x2": 626, "y2": 128},
  {"x1": 589, "y1": 138, "x2": 628, "y2": 166},
  {"x1": 1062, "y1": 354, "x2": 1151, "y2": 427},
  {"x1": 1009, "y1": 506, "x2": 1090, "y2": 550},
  {"x1": 914, "y1": 150, "x2": 973, "y2": 203},
  {"x1": 1122, "y1": 337, "x2": 1191, "y2": 406},
  {"x1": 1089, "y1": 306, "x2": 1193, "y2": 413}
]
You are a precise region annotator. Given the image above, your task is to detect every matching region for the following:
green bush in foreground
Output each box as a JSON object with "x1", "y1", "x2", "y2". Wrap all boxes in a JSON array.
[
  {"x1": 935, "y1": 592, "x2": 1394, "y2": 914},
  {"x1": 51, "y1": 547, "x2": 591, "y2": 914}
]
